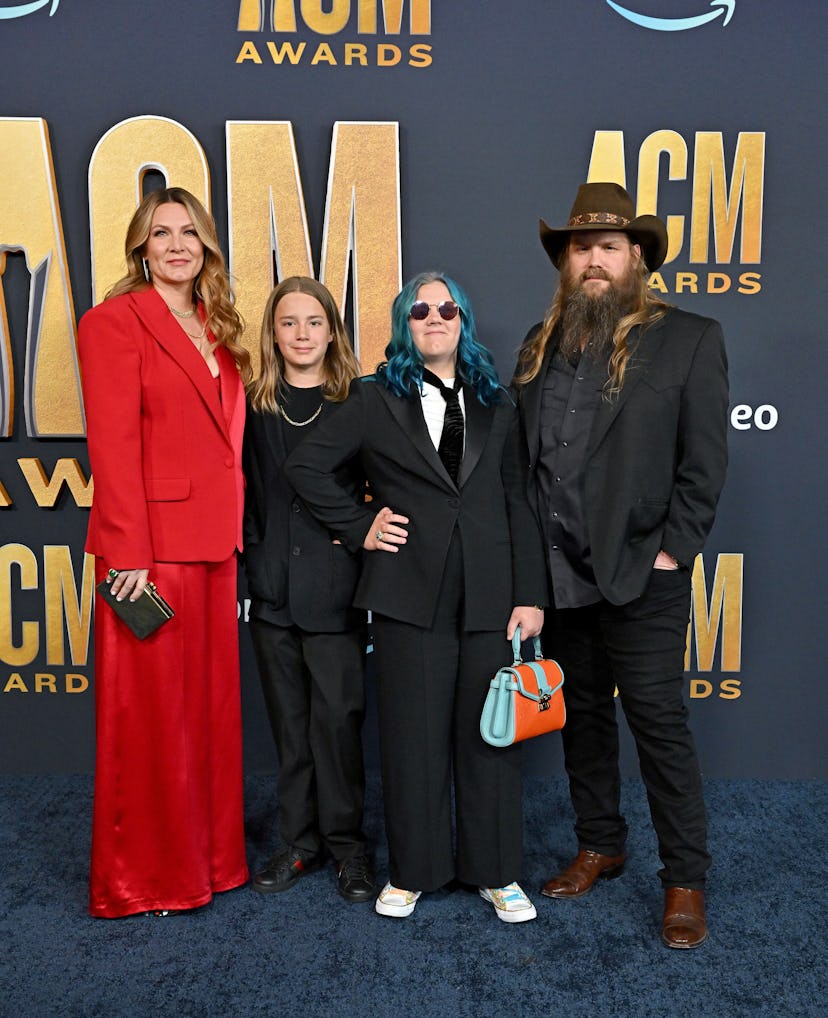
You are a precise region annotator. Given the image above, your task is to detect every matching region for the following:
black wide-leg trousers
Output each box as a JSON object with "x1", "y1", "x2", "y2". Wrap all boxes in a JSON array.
[
  {"x1": 371, "y1": 532, "x2": 523, "y2": 892},
  {"x1": 249, "y1": 619, "x2": 368, "y2": 863},
  {"x1": 547, "y1": 568, "x2": 710, "y2": 888}
]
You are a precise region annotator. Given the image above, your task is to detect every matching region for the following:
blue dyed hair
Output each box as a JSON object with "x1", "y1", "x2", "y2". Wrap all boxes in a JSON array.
[{"x1": 375, "y1": 271, "x2": 502, "y2": 406}]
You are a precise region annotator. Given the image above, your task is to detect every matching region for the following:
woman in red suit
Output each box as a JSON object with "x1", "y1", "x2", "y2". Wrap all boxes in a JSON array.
[{"x1": 78, "y1": 186, "x2": 252, "y2": 918}]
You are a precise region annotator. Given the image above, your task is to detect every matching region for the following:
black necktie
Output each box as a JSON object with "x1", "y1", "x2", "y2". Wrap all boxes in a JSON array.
[{"x1": 422, "y1": 368, "x2": 464, "y2": 485}]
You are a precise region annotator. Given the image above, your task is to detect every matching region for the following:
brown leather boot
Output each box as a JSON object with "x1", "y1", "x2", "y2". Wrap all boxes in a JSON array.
[
  {"x1": 662, "y1": 887, "x2": 708, "y2": 948},
  {"x1": 540, "y1": 849, "x2": 626, "y2": 899}
]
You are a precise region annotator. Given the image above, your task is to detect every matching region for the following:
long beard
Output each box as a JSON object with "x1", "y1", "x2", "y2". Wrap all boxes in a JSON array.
[{"x1": 558, "y1": 267, "x2": 638, "y2": 365}]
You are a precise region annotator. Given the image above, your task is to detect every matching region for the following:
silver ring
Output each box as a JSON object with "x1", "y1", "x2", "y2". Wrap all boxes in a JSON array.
[{"x1": 376, "y1": 530, "x2": 384, "y2": 542}]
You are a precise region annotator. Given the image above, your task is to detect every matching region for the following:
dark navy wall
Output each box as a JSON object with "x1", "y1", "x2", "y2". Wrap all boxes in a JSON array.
[{"x1": 1, "y1": 1, "x2": 825, "y2": 778}]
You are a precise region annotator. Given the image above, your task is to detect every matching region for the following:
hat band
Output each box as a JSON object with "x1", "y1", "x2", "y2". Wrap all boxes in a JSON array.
[{"x1": 568, "y1": 212, "x2": 631, "y2": 227}]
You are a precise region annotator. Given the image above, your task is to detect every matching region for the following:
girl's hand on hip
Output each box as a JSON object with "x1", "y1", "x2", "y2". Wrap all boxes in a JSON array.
[{"x1": 364, "y1": 506, "x2": 409, "y2": 553}]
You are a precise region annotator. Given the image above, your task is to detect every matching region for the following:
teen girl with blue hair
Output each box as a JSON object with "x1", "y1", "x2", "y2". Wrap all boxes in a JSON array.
[
  {"x1": 377, "y1": 271, "x2": 502, "y2": 404},
  {"x1": 286, "y1": 271, "x2": 547, "y2": 924}
]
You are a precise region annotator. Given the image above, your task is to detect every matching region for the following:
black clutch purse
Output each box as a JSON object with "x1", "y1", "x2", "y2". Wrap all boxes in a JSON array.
[{"x1": 97, "y1": 571, "x2": 175, "y2": 639}]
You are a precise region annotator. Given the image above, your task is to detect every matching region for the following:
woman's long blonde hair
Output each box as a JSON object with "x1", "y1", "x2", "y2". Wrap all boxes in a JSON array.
[
  {"x1": 247, "y1": 276, "x2": 360, "y2": 413},
  {"x1": 513, "y1": 257, "x2": 669, "y2": 396},
  {"x1": 106, "y1": 186, "x2": 251, "y2": 383}
]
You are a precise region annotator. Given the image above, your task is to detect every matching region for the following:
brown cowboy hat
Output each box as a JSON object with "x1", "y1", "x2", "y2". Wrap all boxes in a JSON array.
[{"x1": 539, "y1": 182, "x2": 668, "y2": 271}]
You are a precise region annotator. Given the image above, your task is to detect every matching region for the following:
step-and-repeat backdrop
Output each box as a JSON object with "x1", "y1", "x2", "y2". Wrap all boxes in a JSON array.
[{"x1": 1, "y1": 1, "x2": 824, "y2": 777}]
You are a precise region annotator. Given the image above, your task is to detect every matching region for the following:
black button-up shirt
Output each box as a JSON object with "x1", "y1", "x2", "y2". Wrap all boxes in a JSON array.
[{"x1": 537, "y1": 344, "x2": 608, "y2": 608}]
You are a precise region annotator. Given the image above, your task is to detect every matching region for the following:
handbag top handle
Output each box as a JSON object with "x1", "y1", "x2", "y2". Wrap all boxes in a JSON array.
[{"x1": 512, "y1": 624, "x2": 544, "y2": 665}]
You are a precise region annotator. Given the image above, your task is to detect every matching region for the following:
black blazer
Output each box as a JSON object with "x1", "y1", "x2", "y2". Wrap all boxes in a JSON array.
[
  {"x1": 242, "y1": 398, "x2": 365, "y2": 633},
  {"x1": 516, "y1": 307, "x2": 729, "y2": 606},
  {"x1": 285, "y1": 377, "x2": 548, "y2": 631}
]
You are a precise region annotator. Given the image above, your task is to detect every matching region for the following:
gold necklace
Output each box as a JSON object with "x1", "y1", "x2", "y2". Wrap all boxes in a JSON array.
[
  {"x1": 166, "y1": 302, "x2": 196, "y2": 319},
  {"x1": 277, "y1": 402, "x2": 323, "y2": 427},
  {"x1": 182, "y1": 322, "x2": 208, "y2": 343},
  {"x1": 181, "y1": 323, "x2": 214, "y2": 361}
]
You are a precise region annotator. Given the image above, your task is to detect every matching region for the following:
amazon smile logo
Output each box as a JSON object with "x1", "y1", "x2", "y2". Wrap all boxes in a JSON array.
[
  {"x1": 0, "y1": 0, "x2": 59, "y2": 18},
  {"x1": 605, "y1": 0, "x2": 734, "y2": 32}
]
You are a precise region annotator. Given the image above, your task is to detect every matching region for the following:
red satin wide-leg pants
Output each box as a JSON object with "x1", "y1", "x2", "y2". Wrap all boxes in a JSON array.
[{"x1": 89, "y1": 557, "x2": 248, "y2": 918}]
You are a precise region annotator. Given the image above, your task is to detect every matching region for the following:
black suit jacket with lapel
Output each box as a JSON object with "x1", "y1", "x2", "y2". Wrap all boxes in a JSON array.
[
  {"x1": 285, "y1": 377, "x2": 548, "y2": 631},
  {"x1": 516, "y1": 307, "x2": 729, "y2": 606},
  {"x1": 242, "y1": 399, "x2": 365, "y2": 633}
]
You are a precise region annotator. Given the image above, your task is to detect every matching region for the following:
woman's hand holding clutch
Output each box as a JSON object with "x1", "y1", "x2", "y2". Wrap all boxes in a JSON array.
[{"x1": 106, "y1": 567, "x2": 150, "y2": 602}]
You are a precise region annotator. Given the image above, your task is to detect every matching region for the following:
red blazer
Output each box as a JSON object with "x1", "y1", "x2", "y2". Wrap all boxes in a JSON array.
[{"x1": 78, "y1": 287, "x2": 245, "y2": 567}]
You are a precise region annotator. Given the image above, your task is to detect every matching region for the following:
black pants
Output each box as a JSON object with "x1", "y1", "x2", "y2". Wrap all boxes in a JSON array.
[
  {"x1": 249, "y1": 619, "x2": 368, "y2": 863},
  {"x1": 372, "y1": 532, "x2": 523, "y2": 892},
  {"x1": 548, "y1": 568, "x2": 710, "y2": 888}
]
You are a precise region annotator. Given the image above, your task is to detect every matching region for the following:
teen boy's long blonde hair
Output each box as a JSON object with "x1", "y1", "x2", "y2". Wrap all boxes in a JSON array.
[{"x1": 247, "y1": 276, "x2": 360, "y2": 413}]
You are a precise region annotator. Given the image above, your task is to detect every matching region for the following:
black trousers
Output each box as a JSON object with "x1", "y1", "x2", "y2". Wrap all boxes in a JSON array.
[
  {"x1": 248, "y1": 619, "x2": 368, "y2": 863},
  {"x1": 372, "y1": 532, "x2": 523, "y2": 892},
  {"x1": 548, "y1": 568, "x2": 710, "y2": 888}
]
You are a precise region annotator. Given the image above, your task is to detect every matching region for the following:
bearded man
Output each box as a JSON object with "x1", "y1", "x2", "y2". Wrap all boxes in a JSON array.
[{"x1": 513, "y1": 182, "x2": 728, "y2": 948}]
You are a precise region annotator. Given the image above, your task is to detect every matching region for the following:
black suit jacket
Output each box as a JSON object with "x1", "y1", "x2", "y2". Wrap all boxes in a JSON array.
[
  {"x1": 285, "y1": 377, "x2": 548, "y2": 631},
  {"x1": 516, "y1": 307, "x2": 729, "y2": 606},
  {"x1": 242, "y1": 398, "x2": 365, "y2": 633}
]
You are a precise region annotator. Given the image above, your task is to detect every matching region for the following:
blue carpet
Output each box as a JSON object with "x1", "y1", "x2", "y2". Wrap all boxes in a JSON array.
[{"x1": 0, "y1": 775, "x2": 825, "y2": 1017}]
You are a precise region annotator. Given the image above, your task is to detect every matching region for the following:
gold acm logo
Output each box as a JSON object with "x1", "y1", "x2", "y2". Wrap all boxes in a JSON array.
[
  {"x1": 0, "y1": 115, "x2": 402, "y2": 443},
  {"x1": 235, "y1": 0, "x2": 433, "y2": 68},
  {"x1": 585, "y1": 129, "x2": 764, "y2": 297}
]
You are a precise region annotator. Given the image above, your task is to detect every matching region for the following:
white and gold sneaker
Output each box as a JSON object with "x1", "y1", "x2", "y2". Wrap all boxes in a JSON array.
[
  {"x1": 479, "y1": 882, "x2": 537, "y2": 923},
  {"x1": 375, "y1": 882, "x2": 421, "y2": 918}
]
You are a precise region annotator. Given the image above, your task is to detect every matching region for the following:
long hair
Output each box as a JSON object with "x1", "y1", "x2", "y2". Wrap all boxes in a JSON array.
[
  {"x1": 105, "y1": 186, "x2": 251, "y2": 383},
  {"x1": 513, "y1": 254, "x2": 670, "y2": 396},
  {"x1": 376, "y1": 271, "x2": 501, "y2": 406},
  {"x1": 247, "y1": 276, "x2": 360, "y2": 413}
]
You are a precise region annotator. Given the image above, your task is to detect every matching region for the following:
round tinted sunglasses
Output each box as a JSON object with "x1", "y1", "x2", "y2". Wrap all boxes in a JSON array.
[{"x1": 408, "y1": 300, "x2": 460, "y2": 321}]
